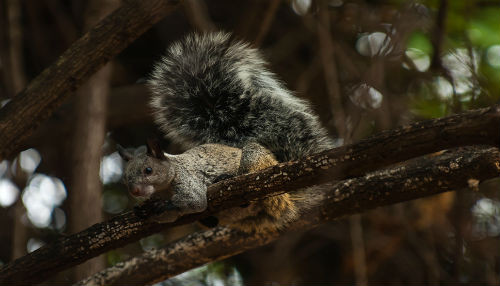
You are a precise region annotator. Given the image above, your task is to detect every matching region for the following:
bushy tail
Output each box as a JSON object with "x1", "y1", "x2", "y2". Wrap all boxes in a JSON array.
[{"x1": 148, "y1": 32, "x2": 334, "y2": 162}]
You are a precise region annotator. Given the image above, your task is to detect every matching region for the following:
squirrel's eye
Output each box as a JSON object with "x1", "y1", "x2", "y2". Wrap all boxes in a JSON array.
[{"x1": 144, "y1": 167, "x2": 153, "y2": 175}]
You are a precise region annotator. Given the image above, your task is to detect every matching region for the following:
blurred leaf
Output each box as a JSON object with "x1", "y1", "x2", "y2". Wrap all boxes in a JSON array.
[
  {"x1": 411, "y1": 98, "x2": 447, "y2": 118},
  {"x1": 410, "y1": 81, "x2": 449, "y2": 118},
  {"x1": 140, "y1": 234, "x2": 165, "y2": 251},
  {"x1": 102, "y1": 184, "x2": 130, "y2": 214},
  {"x1": 406, "y1": 32, "x2": 433, "y2": 55},
  {"x1": 468, "y1": 8, "x2": 500, "y2": 48},
  {"x1": 107, "y1": 250, "x2": 129, "y2": 266}
]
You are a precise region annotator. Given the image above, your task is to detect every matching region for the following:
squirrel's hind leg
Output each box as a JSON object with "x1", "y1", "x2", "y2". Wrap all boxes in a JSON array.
[{"x1": 220, "y1": 142, "x2": 299, "y2": 232}]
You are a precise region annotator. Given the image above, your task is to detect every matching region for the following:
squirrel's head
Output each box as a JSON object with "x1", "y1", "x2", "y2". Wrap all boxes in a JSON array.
[{"x1": 117, "y1": 139, "x2": 175, "y2": 199}]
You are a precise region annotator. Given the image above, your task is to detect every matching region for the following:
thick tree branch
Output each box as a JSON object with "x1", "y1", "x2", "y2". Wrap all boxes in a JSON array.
[
  {"x1": 0, "y1": 0, "x2": 180, "y2": 160},
  {"x1": 0, "y1": 106, "x2": 499, "y2": 285},
  {"x1": 76, "y1": 146, "x2": 500, "y2": 286}
]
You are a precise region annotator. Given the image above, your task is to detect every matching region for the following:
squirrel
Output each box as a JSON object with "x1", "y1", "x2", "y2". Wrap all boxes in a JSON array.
[{"x1": 119, "y1": 32, "x2": 335, "y2": 232}]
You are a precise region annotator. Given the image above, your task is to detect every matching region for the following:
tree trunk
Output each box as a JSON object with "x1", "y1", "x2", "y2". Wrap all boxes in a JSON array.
[{"x1": 68, "y1": 0, "x2": 119, "y2": 281}]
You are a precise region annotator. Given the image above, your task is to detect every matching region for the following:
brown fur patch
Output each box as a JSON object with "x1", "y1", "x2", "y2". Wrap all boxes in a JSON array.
[{"x1": 226, "y1": 142, "x2": 299, "y2": 232}]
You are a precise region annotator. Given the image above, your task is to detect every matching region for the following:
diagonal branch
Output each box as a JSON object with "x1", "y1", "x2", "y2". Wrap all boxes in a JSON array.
[
  {"x1": 76, "y1": 146, "x2": 500, "y2": 286},
  {"x1": 0, "y1": 0, "x2": 180, "y2": 160},
  {"x1": 0, "y1": 105, "x2": 499, "y2": 285}
]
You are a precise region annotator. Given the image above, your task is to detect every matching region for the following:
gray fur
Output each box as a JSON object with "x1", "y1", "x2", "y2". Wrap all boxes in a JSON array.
[
  {"x1": 123, "y1": 144, "x2": 242, "y2": 222},
  {"x1": 122, "y1": 32, "x2": 335, "y2": 228},
  {"x1": 148, "y1": 32, "x2": 334, "y2": 162}
]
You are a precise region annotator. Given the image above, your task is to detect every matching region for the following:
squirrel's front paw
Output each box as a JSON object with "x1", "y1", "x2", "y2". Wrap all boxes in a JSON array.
[
  {"x1": 134, "y1": 198, "x2": 171, "y2": 219},
  {"x1": 134, "y1": 200, "x2": 182, "y2": 223},
  {"x1": 152, "y1": 211, "x2": 181, "y2": 223},
  {"x1": 151, "y1": 201, "x2": 182, "y2": 223}
]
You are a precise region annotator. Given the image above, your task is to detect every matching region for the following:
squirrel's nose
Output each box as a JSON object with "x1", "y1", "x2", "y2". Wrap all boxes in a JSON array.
[{"x1": 130, "y1": 186, "x2": 142, "y2": 197}]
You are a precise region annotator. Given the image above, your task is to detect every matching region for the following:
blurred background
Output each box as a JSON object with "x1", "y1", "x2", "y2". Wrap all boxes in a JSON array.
[{"x1": 0, "y1": 0, "x2": 499, "y2": 285}]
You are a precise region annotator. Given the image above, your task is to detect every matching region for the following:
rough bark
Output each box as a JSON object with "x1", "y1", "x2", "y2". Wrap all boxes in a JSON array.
[
  {"x1": 75, "y1": 147, "x2": 500, "y2": 286},
  {"x1": 1, "y1": 105, "x2": 499, "y2": 285},
  {"x1": 0, "y1": 0, "x2": 180, "y2": 160}
]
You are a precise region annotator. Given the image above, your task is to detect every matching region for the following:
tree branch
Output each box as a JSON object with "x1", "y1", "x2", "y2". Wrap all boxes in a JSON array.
[
  {"x1": 76, "y1": 146, "x2": 500, "y2": 286},
  {"x1": 0, "y1": 0, "x2": 180, "y2": 160},
  {"x1": 0, "y1": 105, "x2": 499, "y2": 285}
]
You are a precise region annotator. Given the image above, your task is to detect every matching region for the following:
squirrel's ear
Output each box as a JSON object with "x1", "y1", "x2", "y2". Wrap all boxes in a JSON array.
[
  {"x1": 117, "y1": 144, "x2": 133, "y2": 161},
  {"x1": 146, "y1": 138, "x2": 166, "y2": 160}
]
